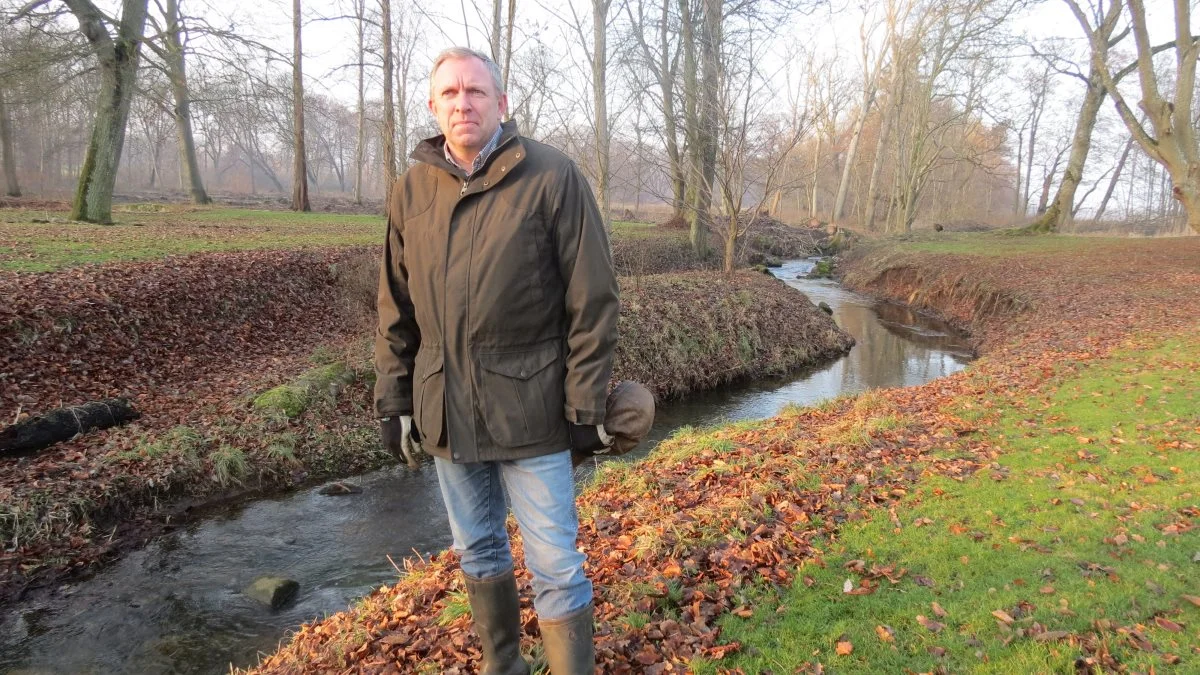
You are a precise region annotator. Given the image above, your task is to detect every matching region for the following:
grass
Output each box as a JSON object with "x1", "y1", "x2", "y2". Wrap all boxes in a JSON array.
[
  {"x1": 0, "y1": 205, "x2": 384, "y2": 272},
  {"x1": 702, "y1": 335, "x2": 1200, "y2": 673},
  {"x1": 894, "y1": 231, "x2": 1141, "y2": 257},
  {"x1": 210, "y1": 444, "x2": 249, "y2": 487}
]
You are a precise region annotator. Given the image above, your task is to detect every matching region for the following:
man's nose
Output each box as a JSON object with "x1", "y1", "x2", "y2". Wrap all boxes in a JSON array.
[{"x1": 453, "y1": 90, "x2": 472, "y2": 112}]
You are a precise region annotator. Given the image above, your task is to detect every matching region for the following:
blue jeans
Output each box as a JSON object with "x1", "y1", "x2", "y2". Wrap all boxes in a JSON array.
[{"x1": 433, "y1": 450, "x2": 592, "y2": 620}]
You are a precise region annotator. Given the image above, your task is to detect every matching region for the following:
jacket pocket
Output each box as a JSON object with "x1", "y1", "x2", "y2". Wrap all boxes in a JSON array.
[
  {"x1": 414, "y1": 350, "x2": 445, "y2": 447},
  {"x1": 476, "y1": 343, "x2": 563, "y2": 447}
]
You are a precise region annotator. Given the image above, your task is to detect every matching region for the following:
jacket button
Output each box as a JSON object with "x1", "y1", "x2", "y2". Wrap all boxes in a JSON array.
[
  {"x1": 500, "y1": 166, "x2": 506, "y2": 171},
  {"x1": 484, "y1": 181, "x2": 489, "y2": 186},
  {"x1": 515, "y1": 153, "x2": 521, "y2": 159}
]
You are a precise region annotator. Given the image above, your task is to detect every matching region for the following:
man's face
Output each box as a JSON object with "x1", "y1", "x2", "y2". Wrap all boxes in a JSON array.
[{"x1": 428, "y1": 56, "x2": 507, "y2": 162}]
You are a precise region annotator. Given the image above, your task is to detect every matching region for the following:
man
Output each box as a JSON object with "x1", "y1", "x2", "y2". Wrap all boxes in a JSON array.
[{"x1": 374, "y1": 46, "x2": 619, "y2": 675}]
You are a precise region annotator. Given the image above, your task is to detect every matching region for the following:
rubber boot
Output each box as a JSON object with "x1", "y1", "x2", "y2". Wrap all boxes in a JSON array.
[
  {"x1": 464, "y1": 569, "x2": 531, "y2": 675},
  {"x1": 539, "y1": 603, "x2": 595, "y2": 675}
]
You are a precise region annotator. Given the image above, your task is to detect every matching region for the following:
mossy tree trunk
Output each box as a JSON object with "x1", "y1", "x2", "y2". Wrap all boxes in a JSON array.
[
  {"x1": 0, "y1": 87, "x2": 20, "y2": 197},
  {"x1": 65, "y1": 0, "x2": 150, "y2": 224}
]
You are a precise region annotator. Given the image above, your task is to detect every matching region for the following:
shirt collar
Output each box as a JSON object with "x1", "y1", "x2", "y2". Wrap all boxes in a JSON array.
[{"x1": 444, "y1": 125, "x2": 504, "y2": 177}]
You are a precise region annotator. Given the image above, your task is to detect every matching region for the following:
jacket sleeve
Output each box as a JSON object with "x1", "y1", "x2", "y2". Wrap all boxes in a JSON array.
[
  {"x1": 552, "y1": 161, "x2": 620, "y2": 426},
  {"x1": 374, "y1": 186, "x2": 419, "y2": 418}
]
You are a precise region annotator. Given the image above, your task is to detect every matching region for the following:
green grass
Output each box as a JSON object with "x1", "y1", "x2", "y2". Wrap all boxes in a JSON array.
[
  {"x1": 0, "y1": 206, "x2": 384, "y2": 272},
  {"x1": 703, "y1": 335, "x2": 1200, "y2": 673},
  {"x1": 211, "y1": 444, "x2": 249, "y2": 487},
  {"x1": 1, "y1": 207, "x2": 687, "y2": 272},
  {"x1": 611, "y1": 220, "x2": 680, "y2": 239},
  {"x1": 895, "y1": 232, "x2": 1130, "y2": 257}
]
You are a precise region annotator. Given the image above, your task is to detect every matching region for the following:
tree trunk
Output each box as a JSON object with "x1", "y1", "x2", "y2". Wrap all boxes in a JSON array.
[
  {"x1": 164, "y1": 0, "x2": 209, "y2": 204},
  {"x1": 0, "y1": 398, "x2": 139, "y2": 457},
  {"x1": 832, "y1": 92, "x2": 873, "y2": 223},
  {"x1": 809, "y1": 135, "x2": 820, "y2": 219},
  {"x1": 1025, "y1": 69, "x2": 1104, "y2": 233},
  {"x1": 291, "y1": 0, "x2": 310, "y2": 212},
  {"x1": 723, "y1": 212, "x2": 737, "y2": 274},
  {"x1": 354, "y1": 0, "x2": 365, "y2": 203},
  {"x1": 679, "y1": 0, "x2": 706, "y2": 255},
  {"x1": 1023, "y1": 109, "x2": 1038, "y2": 215},
  {"x1": 691, "y1": 0, "x2": 719, "y2": 254},
  {"x1": 380, "y1": 0, "x2": 396, "y2": 201},
  {"x1": 659, "y1": 0, "x2": 683, "y2": 218},
  {"x1": 491, "y1": 0, "x2": 503, "y2": 66},
  {"x1": 65, "y1": 0, "x2": 150, "y2": 223},
  {"x1": 1013, "y1": 127, "x2": 1023, "y2": 215},
  {"x1": 0, "y1": 88, "x2": 20, "y2": 197},
  {"x1": 592, "y1": 0, "x2": 611, "y2": 224},
  {"x1": 1094, "y1": 135, "x2": 1134, "y2": 221},
  {"x1": 862, "y1": 102, "x2": 893, "y2": 230},
  {"x1": 504, "y1": 0, "x2": 516, "y2": 94},
  {"x1": 397, "y1": 60, "x2": 409, "y2": 172}
]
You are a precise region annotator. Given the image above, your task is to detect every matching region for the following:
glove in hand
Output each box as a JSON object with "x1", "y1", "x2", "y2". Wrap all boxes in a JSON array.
[
  {"x1": 569, "y1": 423, "x2": 613, "y2": 455},
  {"x1": 381, "y1": 415, "x2": 423, "y2": 468}
]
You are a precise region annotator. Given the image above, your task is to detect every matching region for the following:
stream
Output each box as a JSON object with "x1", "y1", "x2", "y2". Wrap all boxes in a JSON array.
[{"x1": 0, "y1": 258, "x2": 974, "y2": 674}]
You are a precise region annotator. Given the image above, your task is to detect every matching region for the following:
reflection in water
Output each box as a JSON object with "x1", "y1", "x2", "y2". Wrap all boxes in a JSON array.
[{"x1": 0, "y1": 258, "x2": 973, "y2": 675}]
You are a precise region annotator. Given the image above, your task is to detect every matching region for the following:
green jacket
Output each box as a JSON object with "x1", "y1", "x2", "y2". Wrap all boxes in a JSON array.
[{"x1": 374, "y1": 120, "x2": 619, "y2": 463}]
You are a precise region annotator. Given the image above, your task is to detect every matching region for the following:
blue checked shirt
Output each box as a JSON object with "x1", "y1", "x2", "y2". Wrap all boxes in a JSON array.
[{"x1": 445, "y1": 125, "x2": 504, "y2": 177}]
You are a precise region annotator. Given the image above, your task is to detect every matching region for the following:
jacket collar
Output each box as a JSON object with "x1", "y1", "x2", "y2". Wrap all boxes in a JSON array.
[{"x1": 412, "y1": 119, "x2": 524, "y2": 186}]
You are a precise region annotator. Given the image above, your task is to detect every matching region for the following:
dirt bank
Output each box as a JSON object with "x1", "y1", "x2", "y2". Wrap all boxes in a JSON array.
[{"x1": 838, "y1": 234, "x2": 1200, "y2": 356}]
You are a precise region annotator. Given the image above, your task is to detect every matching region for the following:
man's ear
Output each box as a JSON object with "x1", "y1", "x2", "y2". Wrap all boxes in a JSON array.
[
  {"x1": 427, "y1": 98, "x2": 436, "y2": 117},
  {"x1": 498, "y1": 93, "x2": 509, "y2": 119}
]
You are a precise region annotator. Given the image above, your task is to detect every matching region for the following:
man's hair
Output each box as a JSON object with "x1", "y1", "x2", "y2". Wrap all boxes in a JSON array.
[{"x1": 429, "y1": 47, "x2": 505, "y2": 98}]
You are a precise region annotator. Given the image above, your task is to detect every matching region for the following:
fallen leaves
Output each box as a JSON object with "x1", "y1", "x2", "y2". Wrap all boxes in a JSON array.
[{"x1": 916, "y1": 615, "x2": 945, "y2": 633}]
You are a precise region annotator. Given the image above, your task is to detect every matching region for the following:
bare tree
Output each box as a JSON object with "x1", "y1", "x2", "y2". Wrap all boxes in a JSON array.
[
  {"x1": 831, "y1": 3, "x2": 892, "y2": 223},
  {"x1": 1065, "y1": 0, "x2": 1200, "y2": 232},
  {"x1": 139, "y1": 0, "x2": 209, "y2": 203},
  {"x1": 713, "y1": 26, "x2": 806, "y2": 272},
  {"x1": 622, "y1": 0, "x2": 683, "y2": 216},
  {"x1": 1024, "y1": 1, "x2": 1130, "y2": 232},
  {"x1": 291, "y1": 0, "x2": 309, "y2": 211}
]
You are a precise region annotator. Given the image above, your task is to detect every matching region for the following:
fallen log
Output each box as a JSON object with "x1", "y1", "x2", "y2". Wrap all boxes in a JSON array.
[{"x1": 1, "y1": 398, "x2": 140, "y2": 457}]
